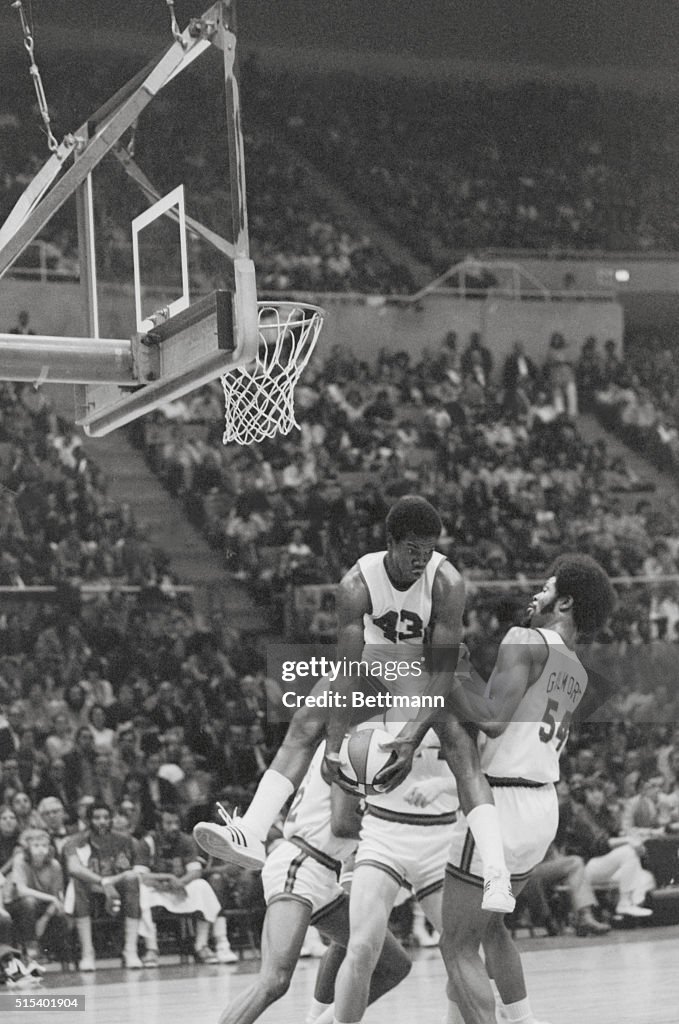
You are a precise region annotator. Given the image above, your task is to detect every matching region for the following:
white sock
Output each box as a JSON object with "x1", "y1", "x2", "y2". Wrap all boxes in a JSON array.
[
  {"x1": 212, "y1": 916, "x2": 230, "y2": 946},
  {"x1": 194, "y1": 918, "x2": 210, "y2": 950},
  {"x1": 305, "y1": 999, "x2": 332, "y2": 1023},
  {"x1": 240, "y1": 770, "x2": 295, "y2": 840},
  {"x1": 502, "y1": 996, "x2": 533, "y2": 1022},
  {"x1": 306, "y1": 1002, "x2": 333, "y2": 1024},
  {"x1": 465, "y1": 804, "x2": 508, "y2": 877}
]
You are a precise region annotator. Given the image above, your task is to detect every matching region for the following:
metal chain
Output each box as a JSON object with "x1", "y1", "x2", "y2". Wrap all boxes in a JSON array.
[
  {"x1": 165, "y1": 0, "x2": 187, "y2": 48},
  {"x1": 11, "y1": 0, "x2": 59, "y2": 152},
  {"x1": 127, "y1": 120, "x2": 138, "y2": 159}
]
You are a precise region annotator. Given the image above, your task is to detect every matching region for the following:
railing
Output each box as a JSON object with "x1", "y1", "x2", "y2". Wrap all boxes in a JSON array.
[{"x1": 0, "y1": 583, "x2": 194, "y2": 596}]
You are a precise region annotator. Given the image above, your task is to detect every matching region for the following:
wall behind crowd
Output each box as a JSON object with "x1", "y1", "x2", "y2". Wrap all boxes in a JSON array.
[{"x1": 0, "y1": 278, "x2": 624, "y2": 373}]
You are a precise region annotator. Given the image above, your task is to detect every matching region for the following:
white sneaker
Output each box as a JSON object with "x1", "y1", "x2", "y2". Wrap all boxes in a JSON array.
[
  {"x1": 193, "y1": 805, "x2": 265, "y2": 869},
  {"x1": 215, "y1": 941, "x2": 238, "y2": 964},
  {"x1": 78, "y1": 955, "x2": 96, "y2": 972},
  {"x1": 615, "y1": 902, "x2": 653, "y2": 918},
  {"x1": 482, "y1": 872, "x2": 515, "y2": 914},
  {"x1": 122, "y1": 950, "x2": 143, "y2": 969}
]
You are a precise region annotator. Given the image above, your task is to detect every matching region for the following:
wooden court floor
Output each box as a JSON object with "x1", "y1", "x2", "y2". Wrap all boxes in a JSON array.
[{"x1": 5, "y1": 927, "x2": 678, "y2": 1024}]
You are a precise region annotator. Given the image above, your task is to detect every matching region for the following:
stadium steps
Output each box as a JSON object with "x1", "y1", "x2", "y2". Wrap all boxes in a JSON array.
[
  {"x1": 578, "y1": 412, "x2": 679, "y2": 508},
  {"x1": 47, "y1": 385, "x2": 267, "y2": 629},
  {"x1": 272, "y1": 136, "x2": 434, "y2": 290}
]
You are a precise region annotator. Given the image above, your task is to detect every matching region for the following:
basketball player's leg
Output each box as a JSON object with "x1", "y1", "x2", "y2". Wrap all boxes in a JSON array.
[
  {"x1": 481, "y1": 888, "x2": 527, "y2": 1007},
  {"x1": 435, "y1": 713, "x2": 513, "y2": 912},
  {"x1": 482, "y1": 880, "x2": 553, "y2": 1024},
  {"x1": 440, "y1": 871, "x2": 495, "y2": 1024},
  {"x1": 194, "y1": 679, "x2": 330, "y2": 864},
  {"x1": 332, "y1": 865, "x2": 402, "y2": 1024},
  {"x1": 306, "y1": 942, "x2": 346, "y2": 1024},
  {"x1": 306, "y1": 894, "x2": 411, "y2": 1024},
  {"x1": 218, "y1": 897, "x2": 311, "y2": 1024}
]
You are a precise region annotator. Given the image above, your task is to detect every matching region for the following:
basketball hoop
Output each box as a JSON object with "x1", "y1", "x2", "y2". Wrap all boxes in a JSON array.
[{"x1": 220, "y1": 301, "x2": 325, "y2": 445}]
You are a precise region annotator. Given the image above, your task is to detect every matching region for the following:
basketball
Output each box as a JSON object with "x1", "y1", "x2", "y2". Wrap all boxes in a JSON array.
[{"x1": 338, "y1": 727, "x2": 398, "y2": 795}]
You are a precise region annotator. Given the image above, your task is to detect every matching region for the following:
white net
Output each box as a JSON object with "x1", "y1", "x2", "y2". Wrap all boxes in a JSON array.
[{"x1": 221, "y1": 301, "x2": 325, "y2": 445}]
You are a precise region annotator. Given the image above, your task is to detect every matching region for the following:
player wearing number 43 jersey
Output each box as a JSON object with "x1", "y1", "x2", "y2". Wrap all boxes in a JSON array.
[
  {"x1": 194, "y1": 497, "x2": 514, "y2": 913},
  {"x1": 440, "y1": 554, "x2": 616, "y2": 1024}
]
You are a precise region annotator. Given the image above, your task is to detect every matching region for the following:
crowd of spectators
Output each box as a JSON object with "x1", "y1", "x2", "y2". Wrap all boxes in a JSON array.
[
  {"x1": 5, "y1": 53, "x2": 679, "y2": 294},
  {"x1": 255, "y1": 70, "x2": 679, "y2": 263},
  {"x1": 585, "y1": 329, "x2": 679, "y2": 475},
  {"x1": 0, "y1": 370, "x2": 286, "y2": 969},
  {"x1": 138, "y1": 328, "x2": 669, "y2": 618}
]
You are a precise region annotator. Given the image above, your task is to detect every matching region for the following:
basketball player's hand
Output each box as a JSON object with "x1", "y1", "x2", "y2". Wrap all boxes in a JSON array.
[
  {"x1": 373, "y1": 738, "x2": 417, "y2": 792},
  {"x1": 404, "y1": 777, "x2": 449, "y2": 808},
  {"x1": 322, "y1": 751, "x2": 362, "y2": 795}
]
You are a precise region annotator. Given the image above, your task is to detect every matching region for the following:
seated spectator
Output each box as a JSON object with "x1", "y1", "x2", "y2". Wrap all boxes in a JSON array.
[
  {"x1": 282, "y1": 527, "x2": 315, "y2": 581},
  {"x1": 62, "y1": 801, "x2": 144, "y2": 971},
  {"x1": 461, "y1": 331, "x2": 493, "y2": 381},
  {"x1": 63, "y1": 727, "x2": 97, "y2": 806},
  {"x1": 281, "y1": 451, "x2": 317, "y2": 491},
  {"x1": 87, "y1": 705, "x2": 116, "y2": 755},
  {"x1": 149, "y1": 682, "x2": 185, "y2": 734},
  {"x1": 0, "y1": 805, "x2": 20, "y2": 877},
  {"x1": 557, "y1": 780, "x2": 654, "y2": 918},
  {"x1": 120, "y1": 771, "x2": 158, "y2": 837},
  {"x1": 78, "y1": 660, "x2": 116, "y2": 712},
  {"x1": 36, "y1": 798, "x2": 72, "y2": 856},
  {"x1": 527, "y1": 390, "x2": 559, "y2": 428},
  {"x1": 0, "y1": 874, "x2": 12, "y2": 945},
  {"x1": 44, "y1": 712, "x2": 75, "y2": 763},
  {"x1": 7, "y1": 828, "x2": 70, "y2": 964},
  {"x1": 11, "y1": 792, "x2": 42, "y2": 834},
  {"x1": 621, "y1": 773, "x2": 675, "y2": 834},
  {"x1": 0, "y1": 704, "x2": 23, "y2": 761},
  {"x1": 515, "y1": 843, "x2": 610, "y2": 937},
  {"x1": 34, "y1": 759, "x2": 72, "y2": 817},
  {"x1": 309, "y1": 591, "x2": 338, "y2": 643},
  {"x1": 502, "y1": 340, "x2": 538, "y2": 418},
  {"x1": 138, "y1": 808, "x2": 233, "y2": 966},
  {"x1": 175, "y1": 750, "x2": 214, "y2": 830},
  {"x1": 92, "y1": 753, "x2": 124, "y2": 810}
]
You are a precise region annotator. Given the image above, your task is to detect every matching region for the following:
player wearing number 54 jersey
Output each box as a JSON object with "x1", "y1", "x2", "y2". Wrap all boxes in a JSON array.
[
  {"x1": 441, "y1": 554, "x2": 616, "y2": 1024},
  {"x1": 194, "y1": 496, "x2": 514, "y2": 914}
]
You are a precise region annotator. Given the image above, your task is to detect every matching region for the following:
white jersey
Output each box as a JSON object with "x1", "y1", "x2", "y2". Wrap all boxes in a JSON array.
[
  {"x1": 282, "y1": 744, "x2": 357, "y2": 864},
  {"x1": 367, "y1": 729, "x2": 458, "y2": 823},
  {"x1": 358, "y1": 550, "x2": 446, "y2": 678},
  {"x1": 481, "y1": 627, "x2": 588, "y2": 784}
]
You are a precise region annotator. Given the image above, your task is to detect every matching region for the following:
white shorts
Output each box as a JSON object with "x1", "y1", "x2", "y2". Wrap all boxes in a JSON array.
[
  {"x1": 355, "y1": 807, "x2": 455, "y2": 900},
  {"x1": 447, "y1": 783, "x2": 558, "y2": 887},
  {"x1": 262, "y1": 838, "x2": 345, "y2": 918}
]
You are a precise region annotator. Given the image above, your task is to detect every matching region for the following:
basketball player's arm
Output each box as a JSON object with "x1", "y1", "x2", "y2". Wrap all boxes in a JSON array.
[
  {"x1": 376, "y1": 562, "x2": 466, "y2": 790},
  {"x1": 404, "y1": 775, "x2": 458, "y2": 808},
  {"x1": 330, "y1": 784, "x2": 363, "y2": 838},
  {"x1": 451, "y1": 627, "x2": 546, "y2": 736},
  {"x1": 323, "y1": 568, "x2": 372, "y2": 787}
]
